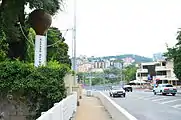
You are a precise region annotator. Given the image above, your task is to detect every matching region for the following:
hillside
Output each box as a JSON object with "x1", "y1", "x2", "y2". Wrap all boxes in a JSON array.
[{"x1": 88, "y1": 54, "x2": 153, "y2": 63}]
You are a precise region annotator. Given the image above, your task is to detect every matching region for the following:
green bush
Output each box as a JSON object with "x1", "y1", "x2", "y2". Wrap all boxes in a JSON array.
[{"x1": 0, "y1": 60, "x2": 69, "y2": 119}]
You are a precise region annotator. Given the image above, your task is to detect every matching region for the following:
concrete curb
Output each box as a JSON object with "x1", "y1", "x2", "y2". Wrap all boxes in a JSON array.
[{"x1": 93, "y1": 91, "x2": 137, "y2": 120}]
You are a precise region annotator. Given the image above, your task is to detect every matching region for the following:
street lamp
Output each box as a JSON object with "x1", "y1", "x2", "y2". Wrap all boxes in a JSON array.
[
  {"x1": 72, "y1": 0, "x2": 77, "y2": 85},
  {"x1": 120, "y1": 61, "x2": 124, "y2": 86},
  {"x1": 29, "y1": 9, "x2": 52, "y2": 67}
]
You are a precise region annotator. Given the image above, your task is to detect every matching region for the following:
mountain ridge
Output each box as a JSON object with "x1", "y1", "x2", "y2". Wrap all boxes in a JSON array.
[{"x1": 88, "y1": 54, "x2": 153, "y2": 63}]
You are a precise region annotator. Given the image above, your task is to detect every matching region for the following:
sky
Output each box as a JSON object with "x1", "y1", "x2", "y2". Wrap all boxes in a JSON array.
[{"x1": 52, "y1": 0, "x2": 181, "y2": 58}]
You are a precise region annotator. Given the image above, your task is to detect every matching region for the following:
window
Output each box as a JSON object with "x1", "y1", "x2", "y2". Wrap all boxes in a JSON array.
[
  {"x1": 143, "y1": 66, "x2": 148, "y2": 69},
  {"x1": 155, "y1": 63, "x2": 161, "y2": 66},
  {"x1": 156, "y1": 71, "x2": 167, "y2": 76},
  {"x1": 137, "y1": 73, "x2": 148, "y2": 77},
  {"x1": 163, "y1": 84, "x2": 173, "y2": 87},
  {"x1": 162, "y1": 62, "x2": 166, "y2": 66}
]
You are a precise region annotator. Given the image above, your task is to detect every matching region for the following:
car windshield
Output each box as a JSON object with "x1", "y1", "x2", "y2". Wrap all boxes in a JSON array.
[{"x1": 163, "y1": 84, "x2": 173, "y2": 87}]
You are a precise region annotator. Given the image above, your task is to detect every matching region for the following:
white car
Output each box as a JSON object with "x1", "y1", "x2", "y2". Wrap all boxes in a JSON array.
[
  {"x1": 153, "y1": 84, "x2": 177, "y2": 96},
  {"x1": 109, "y1": 86, "x2": 126, "y2": 97}
]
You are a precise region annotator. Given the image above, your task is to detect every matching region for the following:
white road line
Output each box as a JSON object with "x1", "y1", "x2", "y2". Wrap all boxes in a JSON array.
[
  {"x1": 137, "y1": 95, "x2": 154, "y2": 99},
  {"x1": 172, "y1": 104, "x2": 181, "y2": 108},
  {"x1": 143, "y1": 96, "x2": 160, "y2": 100},
  {"x1": 160, "y1": 99, "x2": 181, "y2": 104},
  {"x1": 100, "y1": 92, "x2": 138, "y2": 120},
  {"x1": 152, "y1": 98, "x2": 170, "y2": 102}
]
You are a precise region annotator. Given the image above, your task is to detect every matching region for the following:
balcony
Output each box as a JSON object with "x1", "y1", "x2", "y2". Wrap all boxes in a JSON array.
[
  {"x1": 155, "y1": 66, "x2": 171, "y2": 71},
  {"x1": 155, "y1": 75, "x2": 167, "y2": 80},
  {"x1": 137, "y1": 69, "x2": 148, "y2": 73}
]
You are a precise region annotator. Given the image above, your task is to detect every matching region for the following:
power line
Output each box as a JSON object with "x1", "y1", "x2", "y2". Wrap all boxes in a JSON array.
[{"x1": 47, "y1": 28, "x2": 72, "y2": 47}]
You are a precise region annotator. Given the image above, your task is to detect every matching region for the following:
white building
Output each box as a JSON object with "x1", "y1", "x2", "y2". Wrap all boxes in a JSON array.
[{"x1": 136, "y1": 60, "x2": 179, "y2": 85}]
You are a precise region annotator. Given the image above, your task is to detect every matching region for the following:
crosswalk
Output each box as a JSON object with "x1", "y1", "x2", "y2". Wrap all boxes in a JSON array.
[{"x1": 130, "y1": 93, "x2": 181, "y2": 110}]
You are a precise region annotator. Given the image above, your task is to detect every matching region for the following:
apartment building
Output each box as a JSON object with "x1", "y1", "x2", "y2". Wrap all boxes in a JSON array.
[
  {"x1": 77, "y1": 63, "x2": 92, "y2": 73},
  {"x1": 136, "y1": 60, "x2": 179, "y2": 85}
]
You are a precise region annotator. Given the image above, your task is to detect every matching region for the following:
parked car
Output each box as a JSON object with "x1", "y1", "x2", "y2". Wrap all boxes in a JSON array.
[
  {"x1": 109, "y1": 86, "x2": 126, "y2": 97},
  {"x1": 153, "y1": 84, "x2": 177, "y2": 96},
  {"x1": 123, "y1": 85, "x2": 133, "y2": 92}
]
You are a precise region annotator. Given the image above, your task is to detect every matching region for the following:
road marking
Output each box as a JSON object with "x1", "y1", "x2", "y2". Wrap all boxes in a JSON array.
[
  {"x1": 143, "y1": 96, "x2": 159, "y2": 100},
  {"x1": 152, "y1": 98, "x2": 170, "y2": 102},
  {"x1": 136, "y1": 95, "x2": 154, "y2": 99},
  {"x1": 172, "y1": 104, "x2": 181, "y2": 108},
  {"x1": 160, "y1": 99, "x2": 181, "y2": 104},
  {"x1": 100, "y1": 92, "x2": 138, "y2": 120}
]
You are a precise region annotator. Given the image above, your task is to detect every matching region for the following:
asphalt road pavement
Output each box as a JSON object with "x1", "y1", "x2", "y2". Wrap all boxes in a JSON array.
[{"x1": 105, "y1": 90, "x2": 181, "y2": 120}]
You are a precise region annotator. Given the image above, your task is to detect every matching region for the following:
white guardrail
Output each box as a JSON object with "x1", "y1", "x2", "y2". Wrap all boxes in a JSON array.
[{"x1": 36, "y1": 92, "x2": 77, "y2": 120}]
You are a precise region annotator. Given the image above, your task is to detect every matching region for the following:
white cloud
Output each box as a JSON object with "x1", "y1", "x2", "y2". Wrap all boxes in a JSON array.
[{"x1": 52, "y1": 0, "x2": 181, "y2": 58}]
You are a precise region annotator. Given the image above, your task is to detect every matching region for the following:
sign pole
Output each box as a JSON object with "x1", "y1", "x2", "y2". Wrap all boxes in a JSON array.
[{"x1": 34, "y1": 35, "x2": 47, "y2": 67}]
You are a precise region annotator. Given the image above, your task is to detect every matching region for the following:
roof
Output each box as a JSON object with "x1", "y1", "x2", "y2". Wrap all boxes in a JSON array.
[{"x1": 141, "y1": 62, "x2": 160, "y2": 66}]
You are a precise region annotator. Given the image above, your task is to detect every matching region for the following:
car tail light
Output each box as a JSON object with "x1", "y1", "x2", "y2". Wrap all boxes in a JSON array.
[
  {"x1": 164, "y1": 88, "x2": 169, "y2": 90},
  {"x1": 173, "y1": 88, "x2": 177, "y2": 90}
]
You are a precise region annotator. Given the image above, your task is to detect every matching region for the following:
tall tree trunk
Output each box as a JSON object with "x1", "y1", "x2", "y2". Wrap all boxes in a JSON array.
[
  {"x1": 1, "y1": 0, "x2": 27, "y2": 60},
  {"x1": 8, "y1": 2, "x2": 27, "y2": 60}
]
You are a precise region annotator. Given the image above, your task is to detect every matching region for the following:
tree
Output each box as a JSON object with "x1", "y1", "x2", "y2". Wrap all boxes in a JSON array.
[
  {"x1": 164, "y1": 29, "x2": 181, "y2": 81},
  {"x1": 123, "y1": 65, "x2": 137, "y2": 83},
  {"x1": 47, "y1": 27, "x2": 71, "y2": 67},
  {"x1": 0, "y1": 0, "x2": 63, "y2": 60},
  {"x1": 103, "y1": 67, "x2": 121, "y2": 84},
  {"x1": 0, "y1": 30, "x2": 8, "y2": 61},
  {"x1": 91, "y1": 77, "x2": 102, "y2": 85}
]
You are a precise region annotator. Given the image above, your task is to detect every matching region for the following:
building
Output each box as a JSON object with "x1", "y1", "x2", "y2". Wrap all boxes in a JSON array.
[
  {"x1": 122, "y1": 57, "x2": 135, "y2": 66},
  {"x1": 77, "y1": 63, "x2": 92, "y2": 73},
  {"x1": 136, "y1": 60, "x2": 179, "y2": 85}
]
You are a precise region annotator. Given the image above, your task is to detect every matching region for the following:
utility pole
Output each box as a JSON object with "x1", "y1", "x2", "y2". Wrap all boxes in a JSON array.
[
  {"x1": 89, "y1": 71, "x2": 92, "y2": 90},
  {"x1": 73, "y1": 0, "x2": 77, "y2": 85},
  {"x1": 121, "y1": 62, "x2": 124, "y2": 86},
  {"x1": 139, "y1": 64, "x2": 142, "y2": 88}
]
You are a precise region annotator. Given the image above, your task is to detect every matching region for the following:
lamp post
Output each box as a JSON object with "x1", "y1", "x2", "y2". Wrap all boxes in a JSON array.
[
  {"x1": 121, "y1": 61, "x2": 124, "y2": 86},
  {"x1": 72, "y1": 0, "x2": 77, "y2": 85},
  {"x1": 139, "y1": 64, "x2": 142, "y2": 88},
  {"x1": 29, "y1": 9, "x2": 52, "y2": 67}
]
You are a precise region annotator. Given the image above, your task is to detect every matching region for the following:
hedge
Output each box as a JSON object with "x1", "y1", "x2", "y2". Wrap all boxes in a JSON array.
[{"x1": 0, "y1": 60, "x2": 69, "y2": 119}]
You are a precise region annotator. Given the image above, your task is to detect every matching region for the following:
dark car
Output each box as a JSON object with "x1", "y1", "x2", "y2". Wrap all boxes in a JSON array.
[{"x1": 123, "y1": 85, "x2": 133, "y2": 92}]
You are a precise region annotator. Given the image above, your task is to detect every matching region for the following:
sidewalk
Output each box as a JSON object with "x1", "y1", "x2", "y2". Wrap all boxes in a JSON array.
[{"x1": 75, "y1": 95, "x2": 112, "y2": 120}]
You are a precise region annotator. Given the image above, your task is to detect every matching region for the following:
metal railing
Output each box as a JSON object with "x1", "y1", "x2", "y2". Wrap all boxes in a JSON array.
[{"x1": 36, "y1": 92, "x2": 77, "y2": 120}]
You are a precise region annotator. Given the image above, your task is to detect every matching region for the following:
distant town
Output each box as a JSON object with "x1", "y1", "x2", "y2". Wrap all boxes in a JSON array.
[
  {"x1": 74, "y1": 52, "x2": 165, "y2": 73},
  {"x1": 74, "y1": 52, "x2": 180, "y2": 86}
]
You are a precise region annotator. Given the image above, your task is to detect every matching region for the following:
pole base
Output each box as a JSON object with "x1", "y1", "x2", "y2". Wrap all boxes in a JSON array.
[
  {"x1": 77, "y1": 101, "x2": 80, "y2": 106},
  {"x1": 79, "y1": 96, "x2": 82, "y2": 99}
]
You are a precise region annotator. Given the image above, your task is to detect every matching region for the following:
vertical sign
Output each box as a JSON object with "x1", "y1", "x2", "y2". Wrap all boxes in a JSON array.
[
  {"x1": 152, "y1": 76, "x2": 156, "y2": 88},
  {"x1": 34, "y1": 35, "x2": 47, "y2": 67}
]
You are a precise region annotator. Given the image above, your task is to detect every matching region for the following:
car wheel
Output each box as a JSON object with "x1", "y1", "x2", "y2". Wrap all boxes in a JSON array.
[
  {"x1": 112, "y1": 94, "x2": 115, "y2": 98},
  {"x1": 123, "y1": 93, "x2": 126, "y2": 97},
  {"x1": 172, "y1": 93, "x2": 176, "y2": 96},
  {"x1": 109, "y1": 93, "x2": 112, "y2": 97},
  {"x1": 162, "y1": 93, "x2": 166, "y2": 95},
  {"x1": 154, "y1": 92, "x2": 156, "y2": 95},
  {"x1": 130, "y1": 89, "x2": 133, "y2": 92}
]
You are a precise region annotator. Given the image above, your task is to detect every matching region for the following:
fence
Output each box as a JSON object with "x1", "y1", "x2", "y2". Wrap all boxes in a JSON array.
[{"x1": 36, "y1": 92, "x2": 77, "y2": 120}]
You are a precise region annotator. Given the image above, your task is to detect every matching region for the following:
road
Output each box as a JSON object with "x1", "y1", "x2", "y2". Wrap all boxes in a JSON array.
[{"x1": 106, "y1": 90, "x2": 181, "y2": 120}]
